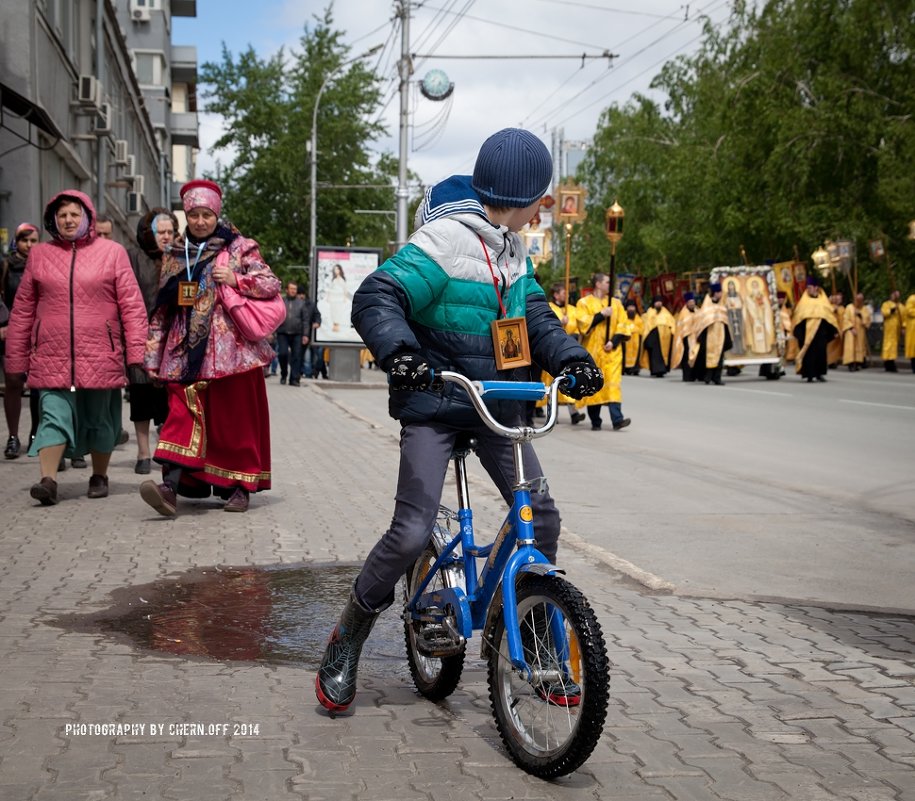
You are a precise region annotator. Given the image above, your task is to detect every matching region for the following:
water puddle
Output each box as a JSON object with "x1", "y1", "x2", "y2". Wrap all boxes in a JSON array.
[{"x1": 49, "y1": 563, "x2": 409, "y2": 675}]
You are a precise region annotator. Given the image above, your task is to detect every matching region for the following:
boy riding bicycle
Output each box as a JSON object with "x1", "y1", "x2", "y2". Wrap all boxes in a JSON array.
[{"x1": 316, "y1": 128, "x2": 603, "y2": 712}]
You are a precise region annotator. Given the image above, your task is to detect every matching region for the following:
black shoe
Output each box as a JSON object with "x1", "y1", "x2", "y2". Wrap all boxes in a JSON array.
[
  {"x1": 315, "y1": 592, "x2": 386, "y2": 713},
  {"x1": 815, "y1": 376, "x2": 827, "y2": 382},
  {"x1": 571, "y1": 412, "x2": 585, "y2": 425},
  {"x1": 4, "y1": 435, "x2": 21, "y2": 459},
  {"x1": 134, "y1": 458, "x2": 152, "y2": 475},
  {"x1": 58, "y1": 456, "x2": 68, "y2": 472},
  {"x1": 612, "y1": 418, "x2": 631, "y2": 430},
  {"x1": 30, "y1": 477, "x2": 59, "y2": 506},
  {"x1": 280, "y1": 376, "x2": 287, "y2": 385},
  {"x1": 590, "y1": 424, "x2": 602, "y2": 431},
  {"x1": 71, "y1": 456, "x2": 88, "y2": 469},
  {"x1": 87, "y1": 474, "x2": 109, "y2": 499},
  {"x1": 713, "y1": 379, "x2": 724, "y2": 386},
  {"x1": 289, "y1": 380, "x2": 300, "y2": 387}
]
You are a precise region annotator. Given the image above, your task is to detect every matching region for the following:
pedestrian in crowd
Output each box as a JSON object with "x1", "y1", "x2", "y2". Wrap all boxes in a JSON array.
[
  {"x1": 671, "y1": 291, "x2": 698, "y2": 382},
  {"x1": 2, "y1": 223, "x2": 41, "y2": 459},
  {"x1": 576, "y1": 272, "x2": 631, "y2": 430},
  {"x1": 303, "y1": 308, "x2": 324, "y2": 378},
  {"x1": 827, "y1": 291, "x2": 845, "y2": 368},
  {"x1": 295, "y1": 285, "x2": 320, "y2": 377},
  {"x1": 275, "y1": 281, "x2": 313, "y2": 386},
  {"x1": 640, "y1": 295, "x2": 675, "y2": 378},
  {"x1": 127, "y1": 208, "x2": 176, "y2": 474},
  {"x1": 139, "y1": 179, "x2": 281, "y2": 517},
  {"x1": 535, "y1": 283, "x2": 585, "y2": 424},
  {"x1": 904, "y1": 292, "x2": 915, "y2": 373},
  {"x1": 95, "y1": 214, "x2": 114, "y2": 241},
  {"x1": 792, "y1": 275, "x2": 838, "y2": 383},
  {"x1": 880, "y1": 290, "x2": 903, "y2": 372},
  {"x1": 4, "y1": 190, "x2": 148, "y2": 505},
  {"x1": 841, "y1": 292, "x2": 871, "y2": 372},
  {"x1": 622, "y1": 298, "x2": 643, "y2": 376},
  {"x1": 315, "y1": 128, "x2": 602, "y2": 713},
  {"x1": 690, "y1": 282, "x2": 733, "y2": 385}
]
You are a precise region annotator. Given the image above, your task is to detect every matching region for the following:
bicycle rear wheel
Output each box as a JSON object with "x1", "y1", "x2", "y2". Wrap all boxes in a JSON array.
[
  {"x1": 487, "y1": 574, "x2": 609, "y2": 778},
  {"x1": 403, "y1": 536, "x2": 466, "y2": 700}
]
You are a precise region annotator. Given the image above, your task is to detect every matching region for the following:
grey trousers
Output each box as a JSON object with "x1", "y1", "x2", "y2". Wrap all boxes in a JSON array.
[{"x1": 353, "y1": 420, "x2": 562, "y2": 611}]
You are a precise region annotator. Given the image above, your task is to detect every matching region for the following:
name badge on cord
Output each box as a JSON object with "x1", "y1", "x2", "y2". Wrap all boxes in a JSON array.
[{"x1": 178, "y1": 281, "x2": 197, "y2": 307}]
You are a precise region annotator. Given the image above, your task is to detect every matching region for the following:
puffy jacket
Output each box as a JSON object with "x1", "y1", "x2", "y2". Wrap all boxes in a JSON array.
[
  {"x1": 5, "y1": 190, "x2": 148, "y2": 389},
  {"x1": 352, "y1": 175, "x2": 592, "y2": 426}
]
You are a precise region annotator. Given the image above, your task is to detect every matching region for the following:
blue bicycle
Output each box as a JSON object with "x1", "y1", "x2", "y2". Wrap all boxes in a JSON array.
[{"x1": 402, "y1": 371, "x2": 610, "y2": 778}]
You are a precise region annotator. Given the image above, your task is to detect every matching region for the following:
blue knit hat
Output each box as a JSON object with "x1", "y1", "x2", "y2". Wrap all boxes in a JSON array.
[{"x1": 471, "y1": 128, "x2": 552, "y2": 208}]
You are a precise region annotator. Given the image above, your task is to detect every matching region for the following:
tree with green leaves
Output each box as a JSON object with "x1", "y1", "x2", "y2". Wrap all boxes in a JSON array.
[
  {"x1": 198, "y1": 10, "x2": 396, "y2": 288},
  {"x1": 576, "y1": 0, "x2": 915, "y2": 299}
]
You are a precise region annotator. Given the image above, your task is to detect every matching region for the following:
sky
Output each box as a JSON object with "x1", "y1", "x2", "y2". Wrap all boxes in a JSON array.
[{"x1": 174, "y1": 0, "x2": 734, "y2": 188}]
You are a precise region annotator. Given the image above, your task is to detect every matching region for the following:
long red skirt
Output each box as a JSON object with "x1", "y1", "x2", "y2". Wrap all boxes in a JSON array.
[{"x1": 155, "y1": 368, "x2": 271, "y2": 497}]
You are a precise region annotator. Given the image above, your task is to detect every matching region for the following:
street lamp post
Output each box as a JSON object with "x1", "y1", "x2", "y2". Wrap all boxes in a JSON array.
[
  {"x1": 308, "y1": 44, "x2": 382, "y2": 271},
  {"x1": 604, "y1": 200, "x2": 625, "y2": 296}
]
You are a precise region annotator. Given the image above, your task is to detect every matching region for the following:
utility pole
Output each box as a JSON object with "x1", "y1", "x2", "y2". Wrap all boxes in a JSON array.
[{"x1": 395, "y1": 1, "x2": 412, "y2": 249}]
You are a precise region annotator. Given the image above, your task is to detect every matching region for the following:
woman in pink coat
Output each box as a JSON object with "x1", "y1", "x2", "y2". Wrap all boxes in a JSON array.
[{"x1": 5, "y1": 190, "x2": 148, "y2": 506}]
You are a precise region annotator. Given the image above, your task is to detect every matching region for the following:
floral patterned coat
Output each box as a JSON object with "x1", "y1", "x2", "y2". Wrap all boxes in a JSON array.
[{"x1": 145, "y1": 233, "x2": 280, "y2": 382}]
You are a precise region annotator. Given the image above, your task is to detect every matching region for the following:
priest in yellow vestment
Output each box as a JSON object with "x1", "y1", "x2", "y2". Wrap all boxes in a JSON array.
[
  {"x1": 640, "y1": 296, "x2": 676, "y2": 377},
  {"x1": 576, "y1": 273, "x2": 632, "y2": 430},
  {"x1": 841, "y1": 292, "x2": 872, "y2": 371},
  {"x1": 792, "y1": 276, "x2": 838, "y2": 382},
  {"x1": 622, "y1": 299, "x2": 643, "y2": 375},
  {"x1": 671, "y1": 292, "x2": 698, "y2": 381},
  {"x1": 904, "y1": 293, "x2": 915, "y2": 373},
  {"x1": 880, "y1": 290, "x2": 902, "y2": 372},
  {"x1": 688, "y1": 283, "x2": 733, "y2": 385},
  {"x1": 538, "y1": 283, "x2": 586, "y2": 424}
]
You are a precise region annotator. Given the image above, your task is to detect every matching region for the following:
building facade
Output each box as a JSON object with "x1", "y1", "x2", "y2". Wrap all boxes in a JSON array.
[{"x1": 0, "y1": 0, "x2": 198, "y2": 246}]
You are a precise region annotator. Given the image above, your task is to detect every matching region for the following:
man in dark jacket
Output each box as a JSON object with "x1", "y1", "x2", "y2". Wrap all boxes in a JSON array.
[
  {"x1": 316, "y1": 128, "x2": 603, "y2": 713},
  {"x1": 275, "y1": 282, "x2": 315, "y2": 386}
]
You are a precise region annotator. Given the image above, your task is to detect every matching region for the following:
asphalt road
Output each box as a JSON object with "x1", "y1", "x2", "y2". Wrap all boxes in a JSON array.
[{"x1": 323, "y1": 364, "x2": 915, "y2": 614}]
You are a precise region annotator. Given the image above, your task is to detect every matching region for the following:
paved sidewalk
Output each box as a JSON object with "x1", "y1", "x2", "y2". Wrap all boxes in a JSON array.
[{"x1": 0, "y1": 376, "x2": 912, "y2": 800}]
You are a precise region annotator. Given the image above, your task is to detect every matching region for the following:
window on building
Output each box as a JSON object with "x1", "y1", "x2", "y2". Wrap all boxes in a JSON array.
[{"x1": 134, "y1": 51, "x2": 166, "y2": 86}]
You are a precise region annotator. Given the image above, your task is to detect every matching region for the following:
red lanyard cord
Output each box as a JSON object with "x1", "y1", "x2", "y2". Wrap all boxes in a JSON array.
[{"x1": 478, "y1": 235, "x2": 508, "y2": 318}]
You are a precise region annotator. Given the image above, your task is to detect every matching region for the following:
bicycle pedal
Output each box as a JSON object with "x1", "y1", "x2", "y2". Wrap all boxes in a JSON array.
[{"x1": 416, "y1": 625, "x2": 465, "y2": 658}]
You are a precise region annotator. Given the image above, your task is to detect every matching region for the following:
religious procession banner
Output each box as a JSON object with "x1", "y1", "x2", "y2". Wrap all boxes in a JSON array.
[{"x1": 709, "y1": 266, "x2": 784, "y2": 368}]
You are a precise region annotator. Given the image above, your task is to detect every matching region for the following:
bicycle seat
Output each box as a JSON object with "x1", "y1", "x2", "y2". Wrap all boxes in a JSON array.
[{"x1": 451, "y1": 432, "x2": 476, "y2": 457}]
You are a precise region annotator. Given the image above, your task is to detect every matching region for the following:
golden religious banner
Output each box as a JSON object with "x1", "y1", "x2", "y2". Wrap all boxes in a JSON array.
[{"x1": 709, "y1": 265, "x2": 784, "y2": 373}]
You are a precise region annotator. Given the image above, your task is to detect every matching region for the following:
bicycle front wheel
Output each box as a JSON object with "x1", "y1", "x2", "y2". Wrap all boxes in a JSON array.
[
  {"x1": 403, "y1": 540, "x2": 466, "y2": 701},
  {"x1": 487, "y1": 574, "x2": 609, "y2": 778}
]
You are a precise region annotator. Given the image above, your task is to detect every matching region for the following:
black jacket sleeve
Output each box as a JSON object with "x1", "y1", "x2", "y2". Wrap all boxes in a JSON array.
[
  {"x1": 525, "y1": 293, "x2": 594, "y2": 376},
  {"x1": 351, "y1": 271, "x2": 424, "y2": 369}
]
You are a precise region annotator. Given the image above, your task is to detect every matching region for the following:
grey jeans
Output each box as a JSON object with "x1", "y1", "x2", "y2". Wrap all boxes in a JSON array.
[{"x1": 353, "y1": 420, "x2": 562, "y2": 611}]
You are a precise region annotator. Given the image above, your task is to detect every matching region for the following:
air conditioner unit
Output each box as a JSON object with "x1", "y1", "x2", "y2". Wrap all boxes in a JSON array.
[
  {"x1": 114, "y1": 140, "x2": 129, "y2": 164},
  {"x1": 94, "y1": 102, "x2": 112, "y2": 135},
  {"x1": 78, "y1": 74, "x2": 101, "y2": 107},
  {"x1": 124, "y1": 154, "x2": 137, "y2": 179},
  {"x1": 127, "y1": 191, "x2": 144, "y2": 214},
  {"x1": 133, "y1": 175, "x2": 145, "y2": 196},
  {"x1": 130, "y1": 0, "x2": 151, "y2": 21}
]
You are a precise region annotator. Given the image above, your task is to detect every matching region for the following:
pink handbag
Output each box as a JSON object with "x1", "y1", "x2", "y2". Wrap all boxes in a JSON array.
[{"x1": 215, "y1": 252, "x2": 285, "y2": 341}]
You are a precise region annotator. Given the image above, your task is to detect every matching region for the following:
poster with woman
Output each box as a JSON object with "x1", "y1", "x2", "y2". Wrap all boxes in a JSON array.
[{"x1": 312, "y1": 247, "x2": 382, "y2": 346}]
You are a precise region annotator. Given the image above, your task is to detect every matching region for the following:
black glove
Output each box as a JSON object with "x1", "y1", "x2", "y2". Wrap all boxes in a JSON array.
[
  {"x1": 559, "y1": 362, "x2": 604, "y2": 399},
  {"x1": 386, "y1": 353, "x2": 432, "y2": 391}
]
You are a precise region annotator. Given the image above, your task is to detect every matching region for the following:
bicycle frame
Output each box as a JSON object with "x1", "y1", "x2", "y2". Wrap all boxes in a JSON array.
[{"x1": 405, "y1": 372, "x2": 573, "y2": 678}]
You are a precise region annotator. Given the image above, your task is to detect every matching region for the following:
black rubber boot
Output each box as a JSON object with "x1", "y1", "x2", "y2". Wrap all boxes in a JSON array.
[{"x1": 315, "y1": 592, "x2": 386, "y2": 713}]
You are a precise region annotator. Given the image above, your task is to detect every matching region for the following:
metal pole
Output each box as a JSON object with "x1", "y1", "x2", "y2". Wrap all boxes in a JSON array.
[
  {"x1": 308, "y1": 45, "x2": 382, "y2": 271},
  {"x1": 395, "y1": 0, "x2": 412, "y2": 249},
  {"x1": 95, "y1": 0, "x2": 106, "y2": 213}
]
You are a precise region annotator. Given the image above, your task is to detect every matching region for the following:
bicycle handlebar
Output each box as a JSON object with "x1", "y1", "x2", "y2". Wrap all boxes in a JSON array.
[{"x1": 434, "y1": 370, "x2": 571, "y2": 440}]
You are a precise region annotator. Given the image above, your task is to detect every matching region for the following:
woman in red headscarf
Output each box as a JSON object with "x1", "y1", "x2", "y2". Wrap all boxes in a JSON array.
[{"x1": 140, "y1": 179, "x2": 281, "y2": 516}]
